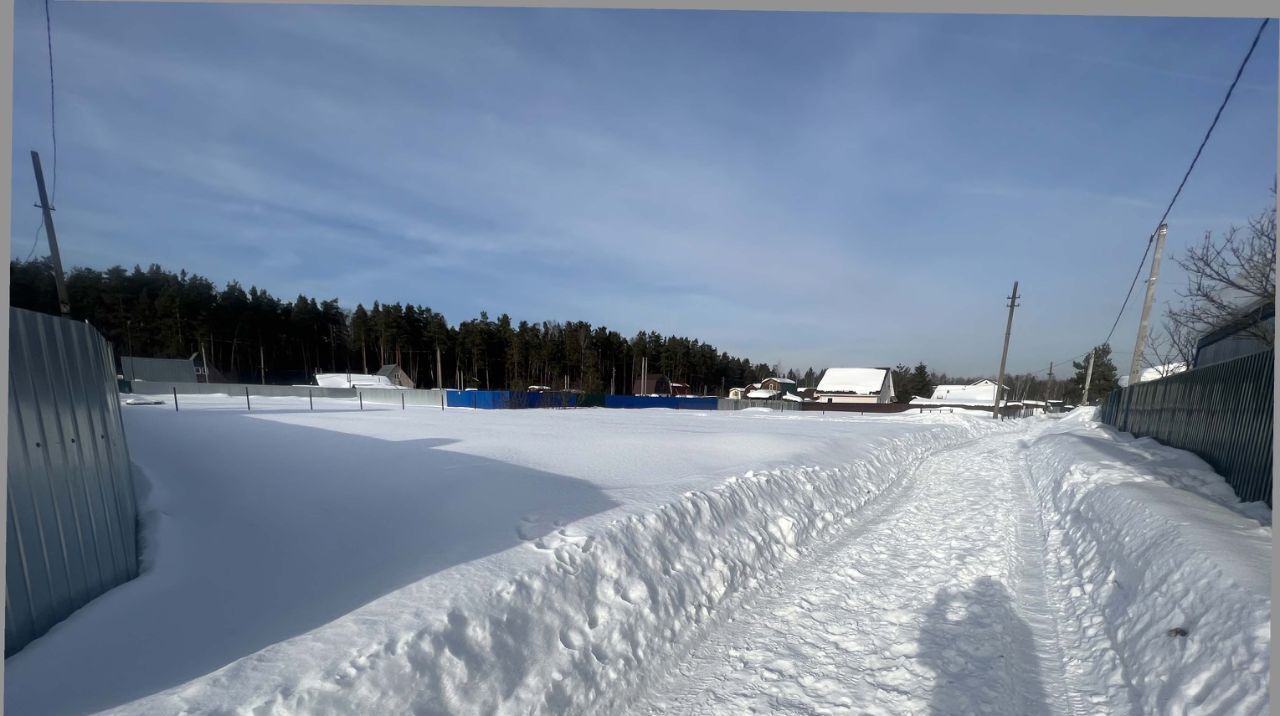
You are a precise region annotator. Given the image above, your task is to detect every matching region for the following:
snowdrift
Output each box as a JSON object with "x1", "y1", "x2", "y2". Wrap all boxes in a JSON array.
[
  {"x1": 1023, "y1": 420, "x2": 1271, "y2": 716},
  {"x1": 108, "y1": 414, "x2": 1004, "y2": 715}
]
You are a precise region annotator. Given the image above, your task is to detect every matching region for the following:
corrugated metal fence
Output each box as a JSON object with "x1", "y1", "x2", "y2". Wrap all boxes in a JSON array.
[
  {"x1": 6, "y1": 308, "x2": 140, "y2": 656},
  {"x1": 1099, "y1": 349, "x2": 1273, "y2": 507}
]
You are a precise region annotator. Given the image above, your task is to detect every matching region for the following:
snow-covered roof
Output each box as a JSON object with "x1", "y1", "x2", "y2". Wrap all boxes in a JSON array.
[
  {"x1": 929, "y1": 382, "x2": 1000, "y2": 403},
  {"x1": 815, "y1": 368, "x2": 889, "y2": 395},
  {"x1": 1117, "y1": 362, "x2": 1188, "y2": 388},
  {"x1": 315, "y1": 373, "x2": 402, "y2": 389},
  {"x1": 747, "y1": 389, "x2": 780, "y2": 399},
  {"x1": 768, "y1": 377, "x2": 796, "y2": 384},
  {"x1": 781, "y1": 392, "x2": 803, "y2": 402}
]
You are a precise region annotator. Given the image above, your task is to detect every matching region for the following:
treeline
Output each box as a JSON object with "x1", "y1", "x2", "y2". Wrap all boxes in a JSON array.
[{"x1": 11, "y1": 259, "x2": 795, "y2": 394}]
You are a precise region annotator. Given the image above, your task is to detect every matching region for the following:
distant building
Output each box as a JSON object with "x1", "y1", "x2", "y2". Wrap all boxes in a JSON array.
[
  {"x1": 376, "y1": 364, "x2": 415, "y2": 388},
  {"x1": 728, "y1": 387, "x2": 746, "y2": 400},
  {"x1": 633, "y1": 373, "x2": 671, "y2": 395},
  {"x1": 1193, "y1": 299, "x2": 1274, "y2": 368},
  {"x1": 814, "y1": 367, "x2": 896, "y2": 404},
  {"x1": 759, "y1": 377, "x2": 799, "y2": 395},
  {"x1": 670, "y1": 382, "x2": 691, "y2": 396},
  {"x1": 119, "y1": 356, "x2": 198, "y2": 383}
]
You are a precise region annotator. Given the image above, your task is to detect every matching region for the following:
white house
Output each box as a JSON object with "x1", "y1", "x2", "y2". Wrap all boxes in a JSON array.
[{"x1": 814, "y1": 367, "x2": 895, "y2": 404}]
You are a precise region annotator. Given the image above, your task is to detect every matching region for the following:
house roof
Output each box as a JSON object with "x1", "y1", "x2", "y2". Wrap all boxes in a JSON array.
[
  {"x1": 1117, "y1": 362, "x2": 1188, "y2": 388},
  {"x1": 815, "y1": 368, "x2": 889, "y2": 394},
  {"x1": 375, "y1": 364, "x2": 405, "y2": 376},
  {"x1": 1195, "y1": 299, "x2": 1275, "y2": 350},
  {"x1": 747, "y1": 389, "x2": 780, "y2": 399}
]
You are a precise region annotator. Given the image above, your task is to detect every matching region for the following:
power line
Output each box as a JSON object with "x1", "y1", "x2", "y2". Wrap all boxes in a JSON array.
[
  {"x1": 23, "y1": 218, "x2": 46, "y2": 261},
  {"x1": 1100, "y1": 17, "x2": 1270, "y2": 348},
  {"x1": 43, "y1": 0, "x2": 57, "y2": 202}
]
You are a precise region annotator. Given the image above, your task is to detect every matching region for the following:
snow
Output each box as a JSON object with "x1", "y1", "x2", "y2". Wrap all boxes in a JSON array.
[
  {"x1": 814, "y1": 367, "x2": 887, "y2": 395},
  {"x1": 1024, "y1": 418, "x2": 1271, "y2": 715},
  {"x1": 5, "y1": 397, "x2": 995, "y2": 715},
  {"x1": 5, "y1": 399, "x2": 1268, "y2": 715},
  {"x1": 745, "y1": 389, "x2": 780, "y2": 399}
]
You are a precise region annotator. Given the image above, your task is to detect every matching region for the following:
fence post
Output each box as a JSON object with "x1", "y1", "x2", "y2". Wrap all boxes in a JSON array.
[
  {"x1": 402, "y1": 393, "x2": 406, "y2": 410},
  {"x1": 309, "y1": 390, "x2": 313, "y2": 411},
  {"x1": 441, "y1": 390, "x2": 445, "y2": 411},
  {"x1": 359, "y1": 392, "x2": 364, "y2": 411},
  {"x1": 245, "y1": 386, "x2": 251, "y2": 412},
  {"x1": 173, "y1": 387, "x2": 179, "y2": 412}
]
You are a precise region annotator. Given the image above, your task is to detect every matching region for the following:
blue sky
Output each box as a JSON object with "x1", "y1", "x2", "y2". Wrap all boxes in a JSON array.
[{"x1": 9, "y1": 5, "x2": 1277, "y2": 376}]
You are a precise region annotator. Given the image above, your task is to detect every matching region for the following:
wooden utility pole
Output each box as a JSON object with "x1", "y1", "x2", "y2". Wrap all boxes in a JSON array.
[
  {"x1": 260, "y1": 343, "x2": 266, "y2": 385},
  {"x1": 436, "y1": 345, "x2": 443, "y2": 390},
  {"x1": 1128, "y1": 223, "x2": 1168, "y2": 387},
  {"x1": 992, "y1": 281, "x2": 1020, "y2": 419},
  {"x1": 31, "y1": 150, "x2": 70, "y2": 317},
  {"x1": 1082, "y1": 349, "x2": 1097, "y2": 405},
  {"x1": 1045, "y1": 362, "x2": 1055, "y2": 404}
]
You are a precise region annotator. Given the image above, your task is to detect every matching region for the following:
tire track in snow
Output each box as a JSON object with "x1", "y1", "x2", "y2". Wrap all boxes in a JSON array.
[{"x1": 635, "y1": 428, "x2": 1095, "y2": 716}]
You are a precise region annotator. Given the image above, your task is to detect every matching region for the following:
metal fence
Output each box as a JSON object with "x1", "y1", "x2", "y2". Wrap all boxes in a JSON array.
[
  {"x1": 1099, "y1": 349, "x2": 1273, "y2": 506},
  {"x1": 7, "y1": 308, "x2": 140, "y2": 656}
]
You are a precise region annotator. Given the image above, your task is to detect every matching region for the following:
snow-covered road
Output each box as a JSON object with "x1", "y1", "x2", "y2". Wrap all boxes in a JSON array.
[{"x1": 637, "y1": 429, "x2": 1106, "y2": 715}]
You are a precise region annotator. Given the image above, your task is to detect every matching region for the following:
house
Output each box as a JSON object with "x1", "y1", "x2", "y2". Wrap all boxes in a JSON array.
[
  {"x1": 670, "y1": 382, "x2": 691, "y2": 396},
  {"x1": 728, "y1": 387, "x2": 746, "y2": 400},
  {"x1": 119, "y1": 356, "x2": 198, "y2": 383},
  {"x1": 759, "y1": 377, "x2": 799, "y2": 395},
  {"x1": 633, "y1": 373, "x2": 672, "y2": 395},
  {"x1": 376, "y1": 364, "x2": 415, "y2": 388},
  {"x1": 1193, "y1": 299, "x2": 1275, "y2": 368},
  {"x1": 814, "y1": 367, "x2": 895, "y2": 404}
]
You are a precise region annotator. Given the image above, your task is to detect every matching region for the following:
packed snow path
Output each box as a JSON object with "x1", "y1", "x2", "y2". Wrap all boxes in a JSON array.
[{"x1": 638, "y1": 429, "x2": 1107, "y2": 716}]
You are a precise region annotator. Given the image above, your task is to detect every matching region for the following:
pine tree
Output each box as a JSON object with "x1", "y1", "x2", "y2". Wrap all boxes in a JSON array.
[
  {"x1": 910, "y1": 363, "x2": 933, "y2": 400},
  {"x1": 1068, "y1": 343, "x2": 1119, "y2": 404}
]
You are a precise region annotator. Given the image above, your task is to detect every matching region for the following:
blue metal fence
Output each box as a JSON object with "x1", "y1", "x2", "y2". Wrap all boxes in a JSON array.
[
  {"x1": 1098, "y1": 349, "x2": 1273, "y2": 506},
  {"x1": 605, "y1": 395, "x2": 718, "y2": 410}
]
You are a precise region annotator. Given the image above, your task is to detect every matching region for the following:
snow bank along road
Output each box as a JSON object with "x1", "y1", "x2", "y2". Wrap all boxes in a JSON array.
[{"x1": 4, "y1": 400, "x2": 1270, "y2": 715}]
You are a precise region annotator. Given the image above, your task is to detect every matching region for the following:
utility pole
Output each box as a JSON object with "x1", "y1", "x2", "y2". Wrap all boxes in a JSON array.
[
  {"x1": 260, "y1": 342, "x2": 266, "y2": 385},
  {"x1": 436, "y1": 345, "x2": 443, "y2": 391},
  {"x1": 31, "y1": 150, "x2": 70, "y2": 317},
  {"x1": 1082, "y1": 349, "x2": 1096, "y2": 405},
  {"x1": 992, "y1": 281, "x2": 1020, "y2": 419},
  {"x1": 1045, "y1": 362, "x2": 1055, "y2": 404},
  {"x1": 1129, "y1": 223, "x2": 1168, "y2": 387}
]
